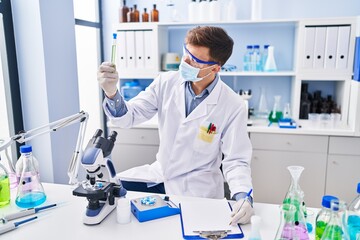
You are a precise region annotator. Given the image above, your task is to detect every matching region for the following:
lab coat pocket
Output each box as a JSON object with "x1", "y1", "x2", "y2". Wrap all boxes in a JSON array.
[{"x1": 194, "y1": 126, "x2": 220, "y2": 154}]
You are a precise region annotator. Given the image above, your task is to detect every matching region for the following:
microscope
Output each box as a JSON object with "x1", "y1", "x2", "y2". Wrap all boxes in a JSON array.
[
  {"x1": 72, "y1": 129, "x2": 127, "y2": 225},
  {"x1": 238, "y1": 89, "x2": 253, "y2": 126}
]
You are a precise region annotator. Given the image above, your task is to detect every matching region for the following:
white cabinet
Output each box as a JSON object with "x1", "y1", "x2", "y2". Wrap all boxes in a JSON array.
[
  {"x1": 326, "y1": 136, "x2": 360, "y2": 203},
  {"x1": 108, "y1": 127, "x2": 160, "y2": 172},
  {"x1": 250, "y1": 132, "x2": 328, "y2": 207}
]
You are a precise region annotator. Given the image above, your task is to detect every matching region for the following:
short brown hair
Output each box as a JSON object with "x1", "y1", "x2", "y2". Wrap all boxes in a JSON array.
[{"x1": 185, "y1": 26, "x2": 234, "y2": 66}]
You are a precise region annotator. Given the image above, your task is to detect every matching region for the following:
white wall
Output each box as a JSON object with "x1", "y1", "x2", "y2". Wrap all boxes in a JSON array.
[{"x1": 11, "y1": 0, "x2": 80, "y2": 184}]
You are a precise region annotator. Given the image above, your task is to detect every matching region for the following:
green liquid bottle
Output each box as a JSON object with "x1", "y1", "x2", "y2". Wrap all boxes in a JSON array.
[{"x1": 0, "y1": 162, "x2": 10, "y2": 207}]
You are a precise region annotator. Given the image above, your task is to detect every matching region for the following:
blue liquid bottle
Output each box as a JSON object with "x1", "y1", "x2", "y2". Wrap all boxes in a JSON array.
[
  {"x1": 243, "y1": 45, "x2": 253, "y2": 71},
  {"x1": 348, "y1": 182, "x2": 360, "y2": 240},
  {"x1": 15, "y1": 145, "x2": 46, "y2": 208}
]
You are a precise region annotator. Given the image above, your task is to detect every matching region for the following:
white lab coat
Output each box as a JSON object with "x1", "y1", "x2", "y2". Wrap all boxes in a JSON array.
[{"x1": 106, "y1": 71, "x2": 252, "y2": 199}]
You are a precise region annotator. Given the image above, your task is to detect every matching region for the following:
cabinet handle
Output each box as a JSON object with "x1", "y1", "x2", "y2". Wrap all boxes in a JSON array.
[
  {"x1": 286, "y1": 141, "x2": 291, "y2": 145},
  {"x1": 141, "y1": 136, "x2": 145, "y2": 139},
  {"x1": 332, "y1": 161, "x2": 338, "y2": 165}
]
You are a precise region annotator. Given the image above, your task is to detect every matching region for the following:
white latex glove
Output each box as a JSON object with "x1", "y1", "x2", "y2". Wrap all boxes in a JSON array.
[
  {"x1": 230, "y1": 199, "x2": 254, "y2": 225},
  {"x1": 97, "y1": 62, "x2": 119, "y2": 98}
]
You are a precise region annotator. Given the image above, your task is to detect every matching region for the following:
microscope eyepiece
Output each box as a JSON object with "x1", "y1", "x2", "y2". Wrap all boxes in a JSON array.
[{"x1": 108, "y1": 131, "x2": 118, "y2": 143}]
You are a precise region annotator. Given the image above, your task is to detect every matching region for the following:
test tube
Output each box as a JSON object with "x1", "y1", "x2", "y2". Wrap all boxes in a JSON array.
[{"x1": 111, "y1": 33, "x2": 117, "y2": 65}]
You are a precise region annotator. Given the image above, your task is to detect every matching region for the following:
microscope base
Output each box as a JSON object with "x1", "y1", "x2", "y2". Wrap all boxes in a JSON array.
[{"x1": 83, "y1": 201, "x2": 116, "y2": 225}]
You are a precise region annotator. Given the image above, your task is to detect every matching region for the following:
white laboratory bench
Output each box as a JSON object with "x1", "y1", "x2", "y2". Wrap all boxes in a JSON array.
[{"x1": 1, "y1": 183, "x2": 318, "y2": 240}]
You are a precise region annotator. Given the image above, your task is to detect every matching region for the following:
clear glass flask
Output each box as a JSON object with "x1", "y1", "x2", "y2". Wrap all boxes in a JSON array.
[
  {"x1": 316, "y1": 195, "x2": 339, "y2": 240},
  {"x1": 269, "y1": 95, "x2": 283, "y2": 122},
  {"x1": 264, "y1": 45, "x2": 277, "y2": 72},
  {"x1": 15, "y1": 145, "x2": 46, "y2": 208},
  {"x1": 348, "y1": 182, "x2": 360, "y2": 240},
  {"x1": 275, "y1": 203, "x2": 306, "y2": 239},
  {"x1": 256, "y1": 87, "x2": 269, "y2": 119},
  {"x1": 0, "y1": 161, "x2": 10, "y2": 207},
  {"x1": 282, "y1": 166, "x2": 310, "y2": 240},
  {"x1": 321, "y1": 200, "x2": 349, "y2": 240}
]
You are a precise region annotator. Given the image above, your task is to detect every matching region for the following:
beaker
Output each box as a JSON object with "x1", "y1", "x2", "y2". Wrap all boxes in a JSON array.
[
  {"x1": 0, "y1": 162, "x2": 10, "y2": 207},
  {"x1": 0, "y1": 149, "x2": 18, "y2": 189},
  {"x1": 15, "y1": 145, "x2": 46, "y2": 208},
  {"x1": 282, "y1": 166, "x2": 310, "y2": 239},
  {"x1": 275, "y1": 203, "x2": 309, "y2": 239},
  {"x1": 256, "y1": 87, "x2": 269, "y2": 119},
  {"x1": 269, "y1": 95, "x2": 283, "y2": 122}
]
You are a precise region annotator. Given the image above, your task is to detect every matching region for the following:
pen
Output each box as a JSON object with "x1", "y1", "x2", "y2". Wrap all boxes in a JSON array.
[
  {"x1": 229, "y1": 189, "x2": 253, "y2": 225},
  {"x1": 2, "y1": 203, "x2": 57, "y2": 222},
  {"x1": 207, "y1": 122, "x2": 212, "y2": 133},
  {"x1": 0, "y1": 216, "x2": 37, "y2": 235}
]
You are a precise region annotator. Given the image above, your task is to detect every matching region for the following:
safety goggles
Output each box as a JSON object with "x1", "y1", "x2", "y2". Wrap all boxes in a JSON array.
[{"x1": 182, "y1": 44, "x2": 219, "y2": 68}]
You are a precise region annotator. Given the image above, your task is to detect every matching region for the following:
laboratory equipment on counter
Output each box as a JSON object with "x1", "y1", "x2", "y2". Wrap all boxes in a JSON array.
[
  {"x1": 0, "y1": 149, "x2": 17, "y2": 189},
  {"x1": 15, "y1": 145, "x2": 39, "y2": 183},
  {"x1": 269, "y1": 95, "x2": 283, "y2": 123},
  {"x1": 131, "y1": 195, "x2": 180, "y2": 222},
  {"x1": 321, "y1": 200, "x2": 349, "y2": 240},
  {"x1": 256, "y1": 87, "x2": 269, "y2": 119},
  {"x1": 263, "y1": 45, "x2": 277, "y2": 72},
  {"x1": 117, "y1": 198, "x2": 131, "y2": 224},
  {"x1": 275, "y1": 203, "x2": 308, "y2": 239},
  {"x1": 111, "y1": 33, "x2": 117, "y2": 65},
  {"x1": 150, "y1": 4, "x2": 159, "y2": 22},
  {"x1": 315, "y1": 195, "x2": 339, "y2": 240},
  {"x1": 0, "y1": 216, "x2": 37, "y2": 235},
  {"x1": 0, "y1": 161, "x2": 10, "y2": 207},
  {"x1": 243, "y1": 45, "x2": 253, "y2": 71},
  {"x1": 0, "y1": 111, "x2": 89, "y2": 185},
  {"x1": 162, "y1": 53, "x2": 180, "y2": 71},
  {"x1": 249, "y1": 215, "x2": 262, "y2": 240},
  {"x1": 238, "y1": 89, "x2": 253, "y2": 126},
  {"x1": 348, "y1": 182, "x2": 360, "y2": 240},
  {"x1": 15, "y1": 145, "x2": 46, "y2": 208},
  {"x1": 282, "y1": 166, "x2": 310, "y2": 239},
  {"x1": 1, "y1": 203, "x2": 57, "y2": 223},
  {"x1": 251, "y1": 45, "x2": 261, "y2": 71},
  {"x1": 119, "y1": 0, "x2": 129, "y2": 23},
  {"x1": 72, "y1": 129, "x2": 127, "y2": 225}
]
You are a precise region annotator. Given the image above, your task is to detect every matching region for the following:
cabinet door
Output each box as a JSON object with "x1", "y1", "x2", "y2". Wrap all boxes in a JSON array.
[
  {"x1": 252, "y1": 150, "x2": 327, "y2": 207},
  {"x1": 326, "y1": 155, "x2": 360, "y2": 203}
]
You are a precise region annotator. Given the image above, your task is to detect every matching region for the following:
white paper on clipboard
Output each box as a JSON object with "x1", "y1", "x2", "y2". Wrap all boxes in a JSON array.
[{"x1": 179, "y1": 198, "x2": 243, "y2": 239}]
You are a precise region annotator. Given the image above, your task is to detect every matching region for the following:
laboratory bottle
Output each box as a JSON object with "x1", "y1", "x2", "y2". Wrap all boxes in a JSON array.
[
  {"x1": 142, "y1": 8, "x2": 149, "y2": 22},
  {"x1": 150, "y1": 4, "x2": 159, "y2": 22},
  {"x1": 249, "y1": 215, "x2": 262, "y2": 240},
  {"x1": 226, "y1": 0, "x2": 237, "y2": 21},
  {"x1": 0, "y1": 150, "x2": 18, "y2": 189},
  {"x1": 256, "y1": 87, "x2": 269, "y2": 119},
  {"x1": 16, "y1": 145, "x2": 40, "y2": 183},
  {"x1": 188, "y1": 0, "x2": 198, "y2": 22},
  {"x1": 269, "y1": 95, "x2": 283, "y2": 123},
  {"x1": 348, "y1": 182, "x2": 360, "y2": 240},
  {"x1": 209, "y1": 0, "x2": 221, "y2": 21},
  {"x1": 133, "y1": 4, "x2": 140, "y2": 22},
  {"x1": 243, "y1": 45, "x2": 253, "y2": 71},
  {"x1": 282, "y1": 166, "x2": 310, "y2": 240},
  {"x1": 321, "y1": 200, "x2": 349, "y2": 240},
  {"x1": 315, "y1": 195, "x2": 339, "y2": 240},
  {"x1": 260, "y1": 45, "x2": 269, "y2": 71},
  {"x1": 121, "y1": 80, "x2": 142, "y2": 101},
  {"x1": 263, "y1": 45, "x2": 277, "y2": 72},
  {"x1": 199, "y1": 0, "x2": 209, "y2": 22},
  {"x1": 15, "y1": 145, "x2": 46, "y2": 208},
  {"x1": 119, "y1": 0, "x2": 129, "y2": 23},
  {"x1": 0, "y1": 162, "x2": 10, "y2": 207},
  {"x1": 117, "y1": 197, "x2": 131, "y2": 224},
  {"x1": 127, "y1": 7, "x2": 133, "y2": 22},
  {"x1": 251, "y1": 0, "x2": 262, "y2": 20},
  {"x1": 252, "y1": 45, "x2": 261, "y2": 71}
]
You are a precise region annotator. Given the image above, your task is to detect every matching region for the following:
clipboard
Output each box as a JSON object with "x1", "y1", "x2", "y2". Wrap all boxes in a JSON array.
[{"x1": 179, "y1": 198, "x2": 244, "y2": 239}]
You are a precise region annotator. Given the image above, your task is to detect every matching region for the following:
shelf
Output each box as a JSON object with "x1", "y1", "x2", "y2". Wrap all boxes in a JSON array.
[{"x1": 219, "y1": 71, "x2": 296, "y2": 77}]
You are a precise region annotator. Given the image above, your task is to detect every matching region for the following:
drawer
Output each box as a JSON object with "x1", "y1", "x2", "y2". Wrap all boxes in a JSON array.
[
  {"x1": 329, "y1": 136, "x2": 360, "y2": 155},
  {"x1": 250, "y1": 133, "x2": 328, "y2": 153},
  {"x1": 109, "y1": 128, "x2": 160, "y2": 145}
]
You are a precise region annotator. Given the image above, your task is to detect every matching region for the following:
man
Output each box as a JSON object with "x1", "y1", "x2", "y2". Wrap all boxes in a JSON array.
[{"x1": 97, "y1": 26, "x2": 254, "y2": 225}]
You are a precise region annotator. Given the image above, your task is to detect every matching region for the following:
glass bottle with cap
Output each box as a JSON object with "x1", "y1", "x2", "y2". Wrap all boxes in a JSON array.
[
  {"x1": 15, "y1": 145, "x2": 46, "y2": 208},
  {"x1": 321, "y1": 199, "x2": 349, "y2": 240},
  {"x1": 142, "y1": 8, "x2": 149, "y2": 22},
  {"x1": 150, "y1": 4, "x2": 159, "y2": 22},
  {"x1": 315, "y1": 195, "x2": 339, "y2": 240},
  {"x1": 348, "y1": 182, "x2": 360, "y2": 240},
  {"x1": 0, "y1": 161, "x2": 10, "y2": 207}
]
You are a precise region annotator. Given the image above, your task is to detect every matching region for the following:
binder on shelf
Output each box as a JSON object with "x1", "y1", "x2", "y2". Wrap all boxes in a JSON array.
[
  {"x1": 144, "y1": 30, "x2": 154, "y2": 69},
  {"x1": 179, "y1": 198, "x2": 244, "y2": 239},
  {"x1": 324, "y1": 27, "x2": 338, "y2": 69},
  {"x1": 125, "y1": 31, "x2": 136, "y2": 69},
  {"x1": 303, "y1": 27, "x2": 316, "y2": 69},
  {"x1": 135, "y1": 31, "x2": 145, "y2": 69},
  {"x1": 313, "y1": 27, "x2": 327, "y2": 69},
  {"x1": 117, "y1": 31, "x2": 127, "y2": 70},
  {"x1": 336, "y1": 26, "x2": 351, "y2": 69}
]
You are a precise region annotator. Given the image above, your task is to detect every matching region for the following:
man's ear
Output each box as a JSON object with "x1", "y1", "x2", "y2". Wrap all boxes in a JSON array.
[{"x1": 213, "y1": 65, "x2": 221, "y2": 73}]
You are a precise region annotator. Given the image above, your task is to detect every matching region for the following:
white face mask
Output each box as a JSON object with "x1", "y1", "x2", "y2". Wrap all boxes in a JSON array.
[{"x1": 179, "y1": 60, "x2": 213, "y2": 82}]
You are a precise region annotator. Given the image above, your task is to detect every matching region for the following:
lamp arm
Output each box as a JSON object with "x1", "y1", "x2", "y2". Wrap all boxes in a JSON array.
[{"x1": 0, "y1": 111, "x2": 89, "y2": 185}]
